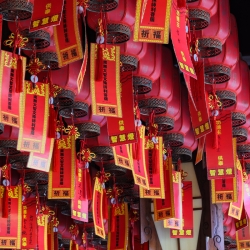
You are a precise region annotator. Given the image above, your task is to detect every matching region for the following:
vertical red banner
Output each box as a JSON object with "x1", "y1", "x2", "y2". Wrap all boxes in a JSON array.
[
  {"x1": 171, "y1": 181, "x2": 193, "y2": 238},
  {"x1": 131, "y1": 126, "x2": 149, "y2": 189},
  {"x1": 211, "y1": 177, "x2": 237, "y2": 203},
  {"x1": 30, "y1": 0, "x2": 64, "y2": 31},
  {"x1": 0, "y1": 51, "x2": 26, "y2": 127},
  {"x1": 154, "y1": 158, "x2": 174, "y2": 221},
  {"x1": 235, "y1": 206, "x2": 248, "y2": 231},
  {"x1": 139, "y1": 136, "x2": 165, "y2": 199},
  {"x1": 107, "y1": 203, "x2": 128, "y2": 250},
  {"x1": 133, "y1": 0, "x2": 172, "y2": 43},
  {"x1": 53, "y1": 0, "x2": 83, "y2": 67},
  {"x1": 48, "y1": 135, "x2": 75, "y2": 199},
  {"x1": 90, "y1": 43, "x2": 122, "y2": 117},
  {"x1": 113, "y1": 144, "x2": 134, "y2": 170},
  {"x1": 93, "y1": 177, "x2": 105, "y2": 239},
  {"x1": 170, "y1": 0, "x2": 196, "y2": 78},
  {"x1": 71, "y1": 162, "x2": 88, "y2": 222},
  {"x1": 188, "y1": 62, "x2": 211, "y2": 139},
  {"x1": 107, "y1": 71, "x2": 136, "y2": 145},
  {"x1": 164, "y1": 171, "x2": 183, "y2": 230},
  {"x1": 206, "y1": 111, "x2": 236, "y2": 179},
  {"x1": 22, "y1": 198, "x2": 38, "y2": 249},
  {"x1": 27, "y1": 137, "x2": 54, "y2": 172},
  {"x1": 228, "y1": 160, "x2": 244, "y2": 220},
  {"x1": 0, "y1": 186, "x2": 22, "y2": 249},
  {"x1": 18, "y1": 81, "x2": 49, "y2": 153}
]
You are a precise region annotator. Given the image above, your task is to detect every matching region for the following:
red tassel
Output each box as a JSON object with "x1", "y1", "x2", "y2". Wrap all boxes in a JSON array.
[
  {"x1": 86, "y1": 170, "x2": 92, "y2": 200},
  {"x1": 132, "y1": 126, "x2": 141, "y2": 160},
  {"x1": 102, "y1": 189, "x2": 108, "y2": 220},
  {"x1": 16, "y1": 56, "x2": 23, "y2": 93},
  {"x1": 212, "y1": 116, "x2": 218, "y2": 149},
  {"x1": 111, "y1": 205, "x2": 116, "y2": 233},
  {"x1": 54, "y1": 232, "x2": 58, "y2": 250},
  {"x1": 177, "y1": 0, "x2": 186, "y2": 8},
  {"x1": 95, "y1": 43, "x2": 103, "y2": 81},
  {"x1": 2, "y1": 187, "x2": 9, "y2": 218},
  {"x1": 48, "y1": 105, "x2": 56, "y2": 138},
  {"x1": 71, "y1": 240, "x2": 77, "y2": 250},
  {"x1": 82, "y1": 168, "x2": 92, "y2": 200}
]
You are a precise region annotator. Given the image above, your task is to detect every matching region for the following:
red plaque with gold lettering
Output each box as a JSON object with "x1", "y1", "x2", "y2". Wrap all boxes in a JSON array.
[
  {"x1": 131, "y1": 126, "x2": 149, "y2": 189},
  {"x1": 17, "y1": 81, "x2": 49, "y2": 154},
  {"x1": 107, "y1": 71, "x2": 136, "y2": 145},
  {"x1": 30, "y1": 0, "x2": 64, "y2": 31},
  {"x1": 107, "y1": 203, "x2": 129, "y2": 250},
  {"x1": 90, "y1": 43, "x2": 122, "y2": 118},
  {"x1": 170, "y1": 0, "x2": 196, "y2": 78},
  {"x1": 0, "y1": 51, "x2": 26, "y2": 128},
  {"x1": 206, "y1": 111, "x2": 236, "y2": 179},
  {"x1": 36, "y1": 214, "x2": 48, "y2": 250},
  {"x1": 171, "y1": 181, "x2": 193, "y2": 238},
  {"x1": 139, "y1": 136, "x2": 165, "y2": 199},
  {"x1": 211, "y1": 177, "x2": 237, "y2": 204},
  {"x1": 48, "y1": 135, "x2": 75, "y2": 199},
  {"x1": 229, "y1": 160, "x2": 244, "y2": 220},
  {"x1": 154, "y1": 157, "x2": 174, "y2": 221},
  {"x1": 187, "y1": 62, "x2": 211, "y2": 139},
  {"x1": 235, "y1": 206, "x2": 248, "y2": 232},
  {"x1": 164, "y1": 171, "x2": 182, "y2": 230},
  {"x1": 236, "y1": 220, "x2": 250, "y2": 250},
  {"x1": 22, "y1": 198, "x2": 38, "y2": 249},
  {"x1": 53, "y1": 0, "x2": 83, "y2": 67},
  {"x1": 93, "y1": 177, "x2": 105, "y2": 239},
  {"x1": 71, "y1": 161, "x2": 88, "y2": 222},
  {"x1": 0, "y1": 186, "x2": 22, "y2": 249},
  {"x1": 113, "y1": 144, "x2": 133, "y2": 171},
  {"x1": 133, "y1": 0, "x2": 172, "y2": 44}
]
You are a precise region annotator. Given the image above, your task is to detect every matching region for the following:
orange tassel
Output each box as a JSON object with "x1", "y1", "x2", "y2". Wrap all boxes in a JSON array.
[
  {"x1": 95, "y1": 43, "x2": 103, "y2": 81},
  {"x1": 102, "y1": 189, "x2": 108, "y2": 220},
  {"x1": 86, "y1": 170, "x2": 92, "y2": 200},
  {"x1": 2, "y1": 187, "x2": 8, "y2": 218},
  {"x1": 212, "y1": 116, "x2": 218, "y2": 149},
  {"x1": 48, "y1": 105, "x2": 56, "y2": 138},
  {"x1": 16, "y1": 56, "x2": 23, "y2": 93}
]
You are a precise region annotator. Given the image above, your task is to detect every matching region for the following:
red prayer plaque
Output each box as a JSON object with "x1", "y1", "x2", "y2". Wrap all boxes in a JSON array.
[
  {"x1": 229, "y1": 160, "x2": 244, "y2": 220},
  {"x1": 206, "y1": 111, "x2": 236, "y2": 180},
  {"x1": 53, "y1": 0, "x2": 83, "y2": 67},
  {"x1": 134, "y1": 0, "x2": 172, "y2": 44},
  {"x1": 164, "y1": 171, "x2": 183, "y2": 230},
  {"x1": 48, "y1": 135, "x2": 75, "y2": 199},
  {"x1": 0, "y1": 186, "x2": 22, "y2": 249},
  {"x1": 170, "y1": 0, "x2": 196, "y2": 78},
  {"x1": 107, "y1": 71, "x2": 136, "y2": 145},
  {"x1": 130, "y1": 126, "x2": 149, "y2": 189},
  {"x1": 17, "y1": 81, "x2": 49, "y2": 153},
  {"x1": 30, "y1": 0, "x2": 64, "y2": 31},
  {"x1": 154, "y1": 157, "x2": 175, "y2": 221},
  {"x1": 187, "y1": 62, "x2": 211, "y2": 139},
  {"x1": 0, "y1": 51, "x2": 26, "y2": 127},
  {"x1": 113, "y1": 144, "x2": 133, "y2": 170},
  {"x1": 107, "y1": 203, "x2": 129, "y2": 250},
  {"x1": 90, "y1": 43, "x2": 122, "y2": 118},
  {"x1": 171, "y1": 181, "x2": 193, "y2": 238},
  {"x1": 93, "y1": 177, "x2": 105, "y2": 239},
  {"x1": 139, "y1": 136, "x2": 165, "y2": 199}
]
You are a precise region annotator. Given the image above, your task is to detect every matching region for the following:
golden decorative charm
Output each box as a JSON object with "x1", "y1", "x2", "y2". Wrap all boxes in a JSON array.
[
  {"x1": 77, "y1": 148, "x2": 96, "y2": 162},
  {"x1": 4, "y1": 32, "x2": 28, "y2": 49},
  {"x1": 26, "y1": 58, "x2": 45, "y2": 76}
]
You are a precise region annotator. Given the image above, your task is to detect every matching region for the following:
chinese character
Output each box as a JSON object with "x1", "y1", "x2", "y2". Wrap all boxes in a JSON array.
[
  {"x1": 33, "y1": 20, "x2": 40, "y2": 28},
  {"x1": 41, "y1": 17, "x2": 49, "y2": 25},
  {"x1": 141, "y1": 29, "x2": 149, "y2": 38},
  {"x1": 226, "y1": 168, "x2": 232, "y2": 175},
  {"x1": 119, "y1": 120, "x2": 125, "y2": 131},
  {"x1": 99, "y1": 106, "x2": 105, "y2": 113},
  {"x1": 218, "y1": 169, "x2": 224, "y2": 176},
  {"x1": 153, "y1": 31, "x2": 161, "y2": 39},
  {"x1": 127, "y1": 132, "x2": 135, "y2": 141},
  {"x1": 110, "y1": 136, "x2": 118, "y2": 143},
  {"x1": 71, "y1": 48, "x2": 78, "y2": 58},
  {"x1": 119, "y1": 134, "x2": 126, "y2": 142},
  {"x1": 62, "y1": 52, "x2": 69, "y2": 61},
  {"x1": 51, "y1": 14, "x2": 59, "y2": 23}
]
